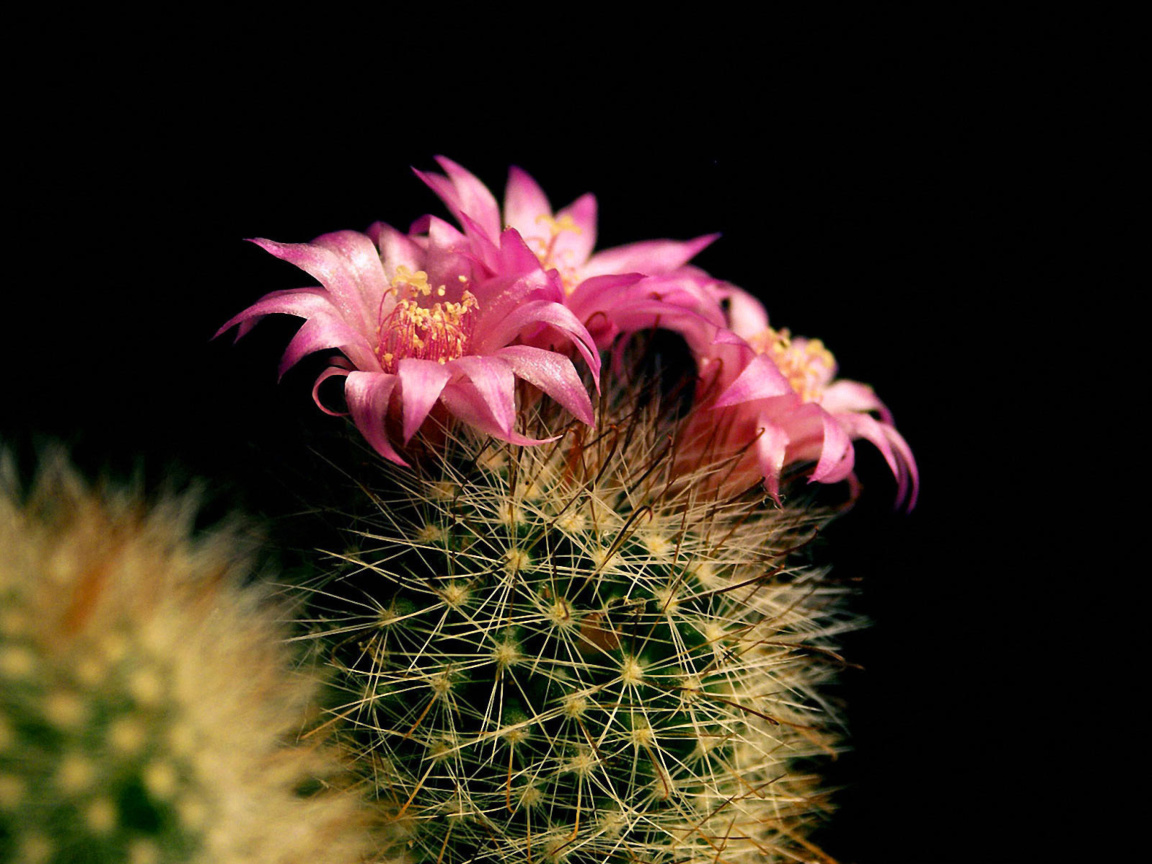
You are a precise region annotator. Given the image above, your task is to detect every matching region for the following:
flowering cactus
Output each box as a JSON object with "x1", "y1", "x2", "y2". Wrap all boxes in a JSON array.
[
  {"x1": 687, "y1": 285, "x2": 919, "y2": 506},
  {"x1": 216, "y1": 158, "x2": 918, "y2": 863},
  {"x1": 217, "y1": 208, "x2": 603, "y2": 466},
  {"x1": 0, "y1": 457, "x2": 378, "y2": 864}
]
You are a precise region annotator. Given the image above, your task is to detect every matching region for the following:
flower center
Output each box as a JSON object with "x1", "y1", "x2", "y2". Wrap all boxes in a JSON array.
[
  {"x1": 375, "y1": 266, "x2": 478, "y2": 373},
  {"x1": 748, "y1": 327, "x2": 836, "y2": 403},
  {"x1": 528, "y1": 213, "x2": 582, "y2": 292}
]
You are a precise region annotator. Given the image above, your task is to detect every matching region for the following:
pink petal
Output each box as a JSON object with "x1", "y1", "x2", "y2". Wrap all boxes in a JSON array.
[
  {"x1": 638, "y1": 269, "x2": 730, "y2": 329},
  {"x1": 553, "y1": 193, "x2": 598, "y2": 267},
  {"x1": 396, "y1": 358, "x2": 453, "y2": 443},
  {"x1": 504, "y1": 166, "x2": 553, "y2": 236},
  {"x1": 311, "y1": 229, "x2": 390, "y2": 300},
  {"x1": 214, "y1": 288, "x2": 377, "y2": 372},
  {"x1": 494, "y1": 227, "x2": 552, "y2": 282},
  {"x1": 822, "y1": 379, "x2": 894, "y2": 424},
  {"x1": 422, "y1": 216, "x2": 477, "y2": 295},
  {"x1": 754, "y1": 419, "x2": 791, "y2": 504},
  {"x1": 565, "y1": 273, "x2": 647, "y2": 319},
  {"x1": 836, "y1": 412, "x2": 920, "y2": 510},
  {"x1": 414, "y1": 156, "x2": 502, "y2": 241},
  {"x1": 721, "y1": 286, "x2": 771, "y2": 338},
  {"x1": 712, "y1": 354, "x2": 794, "y2": 408},
  {"x1": 438, "y1": 382, "x2": 558, "y2": 447},
  {"x1": 808, "y1": 409, "x2": 856, "y2": 485},
  {"x1": 278, "y1": 315, "x2": 379, "y2": 378},
  {"x1": 885, "y1": 424, "x2": 920, "y2": 511},
  {"x1": 473, "y1": 300, "x2": 601, "y2": 385},
  {"x1": 367, "y1": 222, "x2": 425, "y2": 275},
  {"x1": 494, "y1": 345, "x2": 595, "y2": 425},
  {"x1": 344, "y1": 371, "x2": 407, "y2": 466},
  {"x1": 215, "y1": 287, "x2": 332, "y2": 339},
  {"x1": 448, "y1": 355, "x2": 516, "y2": 436},
  {"x1": 581, "y1": 234, "x2": 719, "y2": 279},
  {"x1": 311, "y1": 364, "x2": 351, "y2": 417},
  {"x1": 250, "y1": 233, "x2": 383, "y2": 337},
  {"x1": 833, "y1": 412, "x2": 899, "y2": 480}
]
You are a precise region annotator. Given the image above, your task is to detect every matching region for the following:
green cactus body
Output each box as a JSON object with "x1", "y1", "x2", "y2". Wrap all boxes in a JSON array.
[
  {"x1": 0, "y1": 615, "x2": 205, "y2": 864},
  {"x1": 319, "y1": 392, "x2": 853, "y2": 863},
  {"x1": 0, "y1": 459, "x2": 376, "y2": 864}
]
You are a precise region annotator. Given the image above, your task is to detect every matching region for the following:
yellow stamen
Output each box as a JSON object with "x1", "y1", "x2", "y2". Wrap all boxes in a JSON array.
[
  {"x1": 375, "y1": 268, "x2": 479, "y2": 373},
  {"x1": 749, "y1": 326, "x2": 837, "y2": 403},
  {"x1": 536, "y1": 213, "x2": 582, "y2": 238},
  {"x1": 528, "y1": 214, "x2": 583, "y2": 293}
]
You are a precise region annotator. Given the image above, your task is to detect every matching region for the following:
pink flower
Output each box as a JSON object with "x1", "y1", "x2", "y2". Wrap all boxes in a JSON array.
[
  {"x1": 217, "y1": 226, "x2": 600, "y2": 465},
  {"x1": 414, "y1": 157, "x2": 725, "y2": 351},
  {"x1": 688, "y1": 287, "x2": 919, "y2": 509}
]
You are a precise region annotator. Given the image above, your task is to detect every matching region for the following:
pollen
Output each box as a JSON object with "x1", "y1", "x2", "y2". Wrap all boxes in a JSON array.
[
  {"x1": 375, "y1": 265, "x2": 478, "y2": 373},
  {"x1": 528, "y1": 213, "x2": 583, "y2": 292},
  {"x1": 749, "y1": 326, "x2": 837, "y2": 403},
  {"x1": 537, "y1": 213, "x2": 582, "y2": 238}
]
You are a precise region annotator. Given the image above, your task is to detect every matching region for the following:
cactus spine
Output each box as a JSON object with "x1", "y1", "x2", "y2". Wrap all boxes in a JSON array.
[{"x1": 314, "y1": 382, "x2": 854, "y2": 863}]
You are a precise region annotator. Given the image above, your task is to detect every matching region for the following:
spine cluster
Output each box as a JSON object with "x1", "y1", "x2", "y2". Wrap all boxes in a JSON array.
[{"x1": 314, "y1": 386, "x2": 855, "y2": 863}]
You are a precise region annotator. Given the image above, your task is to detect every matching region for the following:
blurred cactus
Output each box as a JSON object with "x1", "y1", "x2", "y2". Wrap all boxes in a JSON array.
[
  {"x1": 0, "y1": 455, "x2": 377, "y2": 864},
  {"x1": 313, "y1": 379, "x2": 855, "y2": 864}
]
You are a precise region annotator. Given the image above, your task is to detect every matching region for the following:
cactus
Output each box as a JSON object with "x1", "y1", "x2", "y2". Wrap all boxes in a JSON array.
[
  {"x1": 0, "y1": 457, "x2": 377, "y2": 864},
  {"x1": 312, "y1": 376, "x2": 855, "y2": 864}
]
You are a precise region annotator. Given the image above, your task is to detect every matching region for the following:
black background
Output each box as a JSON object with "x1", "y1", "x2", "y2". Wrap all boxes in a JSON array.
[{"x1": 6, "y1": 10, "x2": 1106, "y2": 862}]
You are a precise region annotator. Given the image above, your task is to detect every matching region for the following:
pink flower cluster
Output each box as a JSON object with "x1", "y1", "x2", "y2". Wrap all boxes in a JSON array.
[{"x1": 219, "y1": 157, "x2": 917, "y2": 507}]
